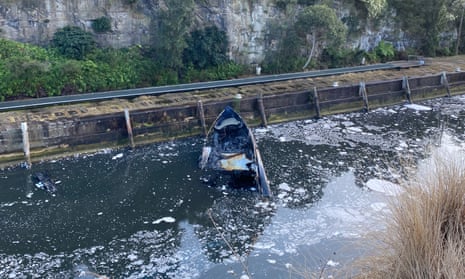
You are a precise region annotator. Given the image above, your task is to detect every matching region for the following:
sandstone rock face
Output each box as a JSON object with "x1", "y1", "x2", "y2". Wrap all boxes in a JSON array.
[
  {"x1": 1, "y1": 0, "x2": 282, "y2": 64},
  {"x1": 0, "y1": 0, "x2": 397, "y2": 64},
  {"x1": 0, "y1": 0, "x2": 153, "y2": 47},
  {"x1": 201, "y1": 0, "x2": 278, "y2": 64}
]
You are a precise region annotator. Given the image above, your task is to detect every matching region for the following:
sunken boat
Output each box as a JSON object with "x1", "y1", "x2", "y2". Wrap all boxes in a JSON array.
[{"x1": 199, "y1": 106, "x2": 271, "y2": 197}]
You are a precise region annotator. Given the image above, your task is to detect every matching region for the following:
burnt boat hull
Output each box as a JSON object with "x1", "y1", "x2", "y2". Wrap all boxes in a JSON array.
[{"x1": 200, "y1": 106, "x2": 271, "y2": 197}]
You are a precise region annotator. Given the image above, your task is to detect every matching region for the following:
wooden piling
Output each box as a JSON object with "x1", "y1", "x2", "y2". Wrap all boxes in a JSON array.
[
  {"x1": 124, "y1": 109, "x2": 135, "y2": 148},
  {"x1": 359, "y1": 81, "x2": 370, "y2": 111},
  {"x1": 441, "y1": 71, "x2": 451, "y2": 97},
  {"x1": 257, "y1": 93, "x2": 268, "y2": 127},
  {"x1": 197, "y1": 100, "x2": 207, "y2": 136},
  {"x1": 233, "y1": 93, "x2": 242, "y2": 112},
  {"x1": 403, "y1": 76, "x2": 413, "y2": 103},
  {"x1": 313, "y1": 87, "x2": 321, "y2": 118},
  {"x1": 21, "y1": 122, "x2": 31, "y2": 167}
]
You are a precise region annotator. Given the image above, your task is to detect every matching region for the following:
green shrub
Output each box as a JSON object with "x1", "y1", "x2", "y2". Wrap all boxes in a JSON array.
[
  {"x1": 3, "y1": 56, "x2": 50, "y2": 97},
  {"x1": 320, "y1": 47, "x2": 367, "y2": 68},
  {"x1": 183, "y1": 26, "x2": 229, "y2": 70},
  {"x1": 51, "y1": 26, "x2": 96, "y2": 60},
  {"x1": 91, "y1": 17, "x2": 112, "y2": 33},
  {"x1": 374, "y1": 40, "x2": 395, "y2": 62},
  {"x1": 182, "y1": 62, "x2": 245, "y2": 83},
  {"x1": 0, "y1": 38, "x2": 51, "y2": 60}
]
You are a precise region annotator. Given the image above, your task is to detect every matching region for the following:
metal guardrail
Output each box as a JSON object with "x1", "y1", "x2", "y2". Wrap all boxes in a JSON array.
[{"x1": 0, "y1": 63, "x2": 397, "y2": 112}]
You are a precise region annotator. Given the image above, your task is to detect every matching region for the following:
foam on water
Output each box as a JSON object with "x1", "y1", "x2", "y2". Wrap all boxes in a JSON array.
[
  {"x1": 3, "y1": 97, "x2": 465, "y2": 278},
  {"x1": 366, "y1": 179, "x2": 404, "y2": 196},
  {"x1": 254, "y1": 172, "x2": 387, "y2": 257}
]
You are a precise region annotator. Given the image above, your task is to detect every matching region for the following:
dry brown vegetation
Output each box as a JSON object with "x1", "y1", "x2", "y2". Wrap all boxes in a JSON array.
[
  {"x1": 3, "y1": 56, "x2": 465, "y2": 125},
  {"x1": 357, "y1": 148, "x2": 465, "y2": 279}
]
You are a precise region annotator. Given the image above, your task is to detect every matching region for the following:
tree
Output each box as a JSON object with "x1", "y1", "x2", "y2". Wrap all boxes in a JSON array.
[
  {"x1": 295, "y1": 5, "x2": 347, "y2": 69},
  {"x1": 151, "y1": 0, "x2": 194, "y2": 71},
  {"x1": 262, "y1": 27, "x2": 304, "y2": 73},
  {"x1": 359, "y1": 0, "x2": 387, "y2": 18},
  {"x1": 183, "y1": 26, "x2": 229, "y2": 70},
  {"x1": 449, "y1": 0, "x2": 465, "y2": 55},
  {"x1": 390, "y1": 0, "x2": 450, "y2": 56},
  {"x1": 51, "y1": 26, "x2": 96, "y2": 60}
]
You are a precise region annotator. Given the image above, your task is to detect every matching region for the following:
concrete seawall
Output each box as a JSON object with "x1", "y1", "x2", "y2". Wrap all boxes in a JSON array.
[{"x1": 1, "y1": 71, "x2": 465, "y2": 166}]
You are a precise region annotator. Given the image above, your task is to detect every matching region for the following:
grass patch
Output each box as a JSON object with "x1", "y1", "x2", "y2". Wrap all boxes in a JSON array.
[{"x1": 357, "y1": 147, "x2": 465, "y2": 278}]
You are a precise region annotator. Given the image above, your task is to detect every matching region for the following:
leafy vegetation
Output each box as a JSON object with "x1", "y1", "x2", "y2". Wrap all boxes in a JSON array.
[
  {"x1": 262, "y1": 28, "x2": 305, "y2": 73},
  {"x1": 2, "y1": 0, "x2": 465, "y2": 99},
  {"x1": 359, "y1": 0, "x2": 387, "y2": 18},
  {"x1": 91, "y1": 17, "x2": 112, "y2": 33},
  {"x1": 150, "y1": 0, "x2": 194, "y2": 72},
  {"x1": 0, "y1": 20, "x2": 243, "y2": 101},
  {"x1": 374, "y1": 40, "x2": 395, "y2": 62},
  {"x1": 295, "y1": 4, "x2": 347, "y2": 69},
  {"x1": 389, "y1": 0, "x2": 451, "y2": 56},
  {"x1": 51, "y1": 26, "x2": 96, "y2": 60},
  {"x1": 183, "y1": 26, "x2": 229, "y2": 70}
]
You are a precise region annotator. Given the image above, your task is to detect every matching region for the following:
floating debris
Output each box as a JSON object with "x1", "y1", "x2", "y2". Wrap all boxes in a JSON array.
[
  {"x1": 152, "y1": 217, "x2": 176, "y2": 224},
  {"x1": 111, "y1": 153, "x2": 124, "y2": 160},
  {"x1": 31, "y1": 172, "x2": 58, "y2": 194},
  {"x1": 404, "y1": 103, "x2": 432, "y2": 111}
]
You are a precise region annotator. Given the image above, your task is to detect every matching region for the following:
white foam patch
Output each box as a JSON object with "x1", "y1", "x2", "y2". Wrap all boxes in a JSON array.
[
  {"x1": 255, "y1": 128, "x2": 268, "y2": 134},
  {"x1": 366, "y1": 179, "x2": 404, "y2": 196},
  {"x1": 415, "y1": 133, "x2": 465, "y2": 184},
  {"x1": 278, "y1": 183, "x2": 291, "y2": 192},
  {"x1": 253, "y1": 172, "x2": 387, "y2": 256},
  {"x1": 166, "y1": 221, "x2": 212, "y2": 279},
  {"x1": 152, "y1": 217, "x2": 176, "y2": 224},
  {"x1": 327, "y1": 260, "x2": 339, "y2": 267},
  {"x1": 404, "y1": 104, "x2": 432, "y2": 111},
  {"x1": 112, "y1": 153, "x2": 124, "y2": 160}
]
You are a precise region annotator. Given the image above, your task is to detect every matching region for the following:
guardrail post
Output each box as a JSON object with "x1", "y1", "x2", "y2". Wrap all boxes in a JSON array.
[
  {"x1": 124, "y1": 109, "x2": 135, "y2": 148},
  {"x1": 359, "y1": 81, "x2": 370, "y2": 112},
  {"x1": 197, "y1": 100, "x2": 207, "y2": 136},
  {"x1": 402, "y1": 76, "x2": 413, "y2": 103},
  {"x1": 441, "y1": 71, "x2": 451, "y2": 97},
  {"x1": 21, "y1": 122, "x2": 31, "y2": 168},
  {"x1": 257, "y1": 93, "x2": 268, "y2": 127},
  {"x1": 313, "y1": 86, "x2": 321, "y2": 118}
]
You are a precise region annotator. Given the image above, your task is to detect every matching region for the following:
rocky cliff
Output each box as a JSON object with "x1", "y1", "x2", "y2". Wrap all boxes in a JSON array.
[
  {"x1": 0, "y1": 0, "x2": 389, "y2": 64},
  {"x1": 0, "y1": 0, "x2": 153, "y2": 47}
]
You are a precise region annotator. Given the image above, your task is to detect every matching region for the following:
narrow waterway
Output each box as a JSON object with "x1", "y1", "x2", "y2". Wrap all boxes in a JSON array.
[{"x1": 1, "y1": 95, "x2": 465, "y2": 278}]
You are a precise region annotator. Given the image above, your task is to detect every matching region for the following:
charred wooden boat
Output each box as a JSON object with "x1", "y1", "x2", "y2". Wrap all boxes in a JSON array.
[{"x1": 199, "y1": 106, "x2": 271, "y2": 197}]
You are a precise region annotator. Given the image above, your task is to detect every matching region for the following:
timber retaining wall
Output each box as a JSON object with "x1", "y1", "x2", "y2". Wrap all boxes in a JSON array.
[{"x1": 1, "y1": 71, "x2": 465, "y2": 165}]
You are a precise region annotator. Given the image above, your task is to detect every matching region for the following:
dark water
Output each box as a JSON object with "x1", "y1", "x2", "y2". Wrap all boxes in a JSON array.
[{"x1": 1, "y1": 96, "x2": 465, "y2": 278}]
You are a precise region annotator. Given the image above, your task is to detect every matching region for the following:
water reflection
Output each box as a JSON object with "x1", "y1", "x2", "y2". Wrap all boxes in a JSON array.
[{"x1": 2, "y1": 96, "x2": 465, "y2": 277}]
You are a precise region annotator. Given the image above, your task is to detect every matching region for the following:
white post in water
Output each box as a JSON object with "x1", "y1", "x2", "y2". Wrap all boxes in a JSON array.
[
  {"x1": 21, "y1": 122, "x2": 31, "y2": 167},
  {"x1": 197, "y1": 100, "x2": 207, "y2": 136},
  {"x1": 124, "y1": 109, "x2": 135, "y2": 148},
  {"x1": 233, "y1": 93, "x2": 242, "y2": 112}
]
